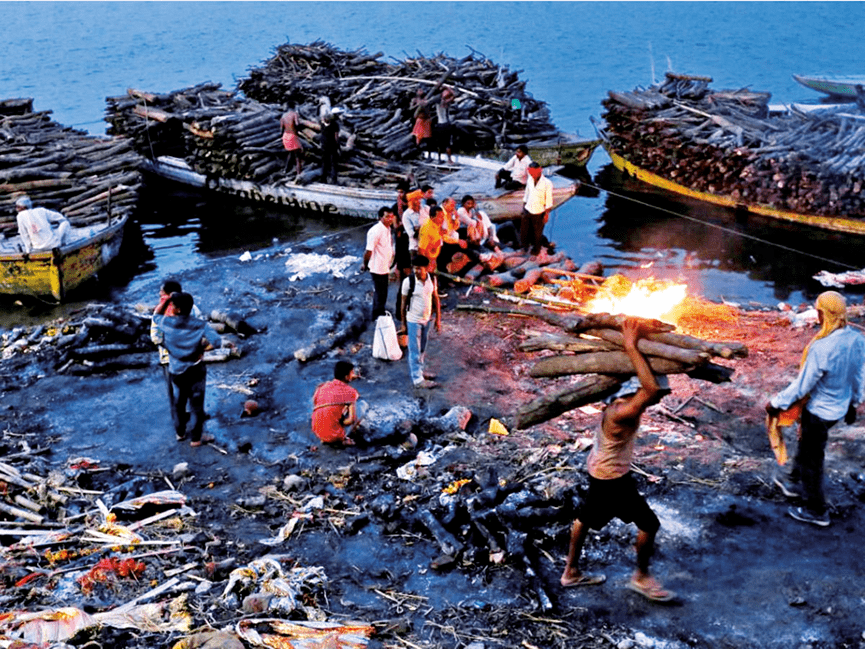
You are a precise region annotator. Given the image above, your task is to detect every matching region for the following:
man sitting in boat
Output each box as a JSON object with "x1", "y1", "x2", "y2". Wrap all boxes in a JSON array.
[
  {"x1": 15, "y1": 195, "x2": 72, "y2": 253},
  {"x1": 495, "y1": 145, "x2": 531, "y2": 190}
]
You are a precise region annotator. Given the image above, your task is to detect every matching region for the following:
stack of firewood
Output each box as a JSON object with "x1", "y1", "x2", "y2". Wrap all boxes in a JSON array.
[
  {"x1": 237, "y1": 40, "x2": 560, "y2": 154},
  {"x1": 0, "y1": 99, "x2": 141, "y2": 232},
  {"x1": 603, "y1": 72, "x2": 865, "y2": 217},
  {"x1": 454, "y1": 307, "x2": 747, "y2": 429}
]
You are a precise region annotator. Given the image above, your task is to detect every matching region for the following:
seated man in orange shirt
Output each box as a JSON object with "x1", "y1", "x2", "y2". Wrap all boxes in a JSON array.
[{"x1": 312, "y1": 360, "x2": 366, "y2": 446}]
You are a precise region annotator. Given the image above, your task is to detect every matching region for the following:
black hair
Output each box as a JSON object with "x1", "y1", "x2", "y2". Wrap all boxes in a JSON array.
[
  {"x1": 396, "y1": 181, "x2": 410, "y2": 192},
  {"x1": 171, "y1": 292, "x2": 194, "y2": 316},
  {"x1": 334, "y1": 360, "x2": 354, "y2": 381},
  {"x1": 421, "y1": 184, "x2": 434, "y2": 193},
  {"x1": 516, "y1": 145, "x2": 529, "y2": 155},
  {"x1": 162, "y1": 279, "x2": 182, "y2": 295},
  {"x1": 378, "y1": 206, "x2": 394, "y2": 219},
  {"x1": 429, "y1": 205, "x2": 443, "y2": 219},
  {"x1": 460, "y1": 194, "x2": 474, "y2": 206},
  {"x1": 528, "y1": 162, "x2": 541, "y2": 169},
  {"x1": 412, "y1": 254, "x2": 430, "y2": 268},
  {"x1": 425, "y1": 198, "x2": 438, "y2": 207}
]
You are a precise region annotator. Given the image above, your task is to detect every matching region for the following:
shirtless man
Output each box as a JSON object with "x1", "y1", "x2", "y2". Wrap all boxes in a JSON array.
[
  {"x1": 280, "y1": 105, "x2": 303, "y2": 179},
  {"x1": 560, "y1": 317, "x2": 676, "y2": 603}
]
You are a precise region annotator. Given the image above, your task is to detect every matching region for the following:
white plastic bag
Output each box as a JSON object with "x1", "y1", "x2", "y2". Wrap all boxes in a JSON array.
[{"x1": 372, "y1": 312, "x2": 402, "y2": 360}]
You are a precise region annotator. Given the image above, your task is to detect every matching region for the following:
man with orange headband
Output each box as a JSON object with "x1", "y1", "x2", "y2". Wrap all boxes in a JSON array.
[{"x1": 766, "y1": 291, "x2": 865, "y2": 527}]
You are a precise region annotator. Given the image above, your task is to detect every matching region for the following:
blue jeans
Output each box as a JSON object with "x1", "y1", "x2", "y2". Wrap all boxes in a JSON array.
[
  {"x1": 407, "y1": 320, "x2": 430, "y2": 384},
  {"x1": 171, "y1": 362, "x2": 207, "y2": 442}
]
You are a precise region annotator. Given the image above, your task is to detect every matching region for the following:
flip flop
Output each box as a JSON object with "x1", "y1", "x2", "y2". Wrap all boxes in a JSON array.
[
  {"x1": 190, "y1": 434, "x2": 215, "y2": 448},
  {"x1": 560, "y1": 573, "x2": 606, "y2": 588},
  {"x1": 626, "y1": 579, "x2": 676, "y2": 603}
]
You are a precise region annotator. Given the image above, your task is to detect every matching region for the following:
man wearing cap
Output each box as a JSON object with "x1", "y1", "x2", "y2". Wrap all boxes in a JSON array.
[
  {"x1": 402, "y1": 189, "x2": 426, "y2": 254},
  {"x1": 520, "y1": 162, "x2": 553, "y2": 257},
  {"x1": 767, "y1": 290, "x2": 865, "y2": 527},
  {"x1": 320, "y1": 108, "x2": 341, "y2": 184},
  {"x1": 561, "y1": 317, "x2": 676, "y2": 603},
  {"x1": 15, "y1": 195, "x2": 72, "y2": 253}
]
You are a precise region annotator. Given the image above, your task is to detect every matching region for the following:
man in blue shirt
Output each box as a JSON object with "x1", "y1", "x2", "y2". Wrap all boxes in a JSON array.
[
  {"x1": 766, "y1": 291, "x2": 865, "y2": 526},
  {"x1": 153, "y1": 292, "x2": 225, "y2": 446}
]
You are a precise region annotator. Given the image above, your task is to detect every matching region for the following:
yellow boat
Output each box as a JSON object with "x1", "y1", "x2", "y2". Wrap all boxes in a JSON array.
[
  {"x1": 0, "y1": 215, "x2": 127, "y2": 301},
  {"x1": 604, "y1": 144, "x2": 865, "y2": 236}
]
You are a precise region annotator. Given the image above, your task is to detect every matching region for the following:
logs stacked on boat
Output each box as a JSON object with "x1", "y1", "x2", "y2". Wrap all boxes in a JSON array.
[
  {"x1": 496, "y1": 308, "x2": 749, "y2": 429},
  {"x1": 602, "y1": 72, "x2": 865, "y2": 217},
  {"x1": 237, "y1": 40, "x2": 562, "y2": 155},
  {"x1": 106, "y1": 83, "x2": 444, "y2": 188},
  {"x1": 0, "y1": 98, "x2": 141, "y2": 233}
]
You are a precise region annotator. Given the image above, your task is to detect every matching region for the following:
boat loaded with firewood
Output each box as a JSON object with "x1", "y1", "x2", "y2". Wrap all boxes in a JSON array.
[
  {"x1": 0, "y1": 98, "x2": 140, "y2": 300},
  {"x1": 105, "y1": 42, "x2": 588, "y2": 221},
  {"x1": 598, "y1": 72, "x2": 865, "y2": 235}
]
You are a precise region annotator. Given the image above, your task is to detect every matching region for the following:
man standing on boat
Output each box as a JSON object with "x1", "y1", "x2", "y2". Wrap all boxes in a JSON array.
[
  {"x1": 280, "y1": 104, "x2": 304, "y2": 180},
  {"x1": 320, "y1": 108, "x2": 341, "y2": 184},
  {"x1": 362, "y1": 207, "x2": 395, "y2": 321},
  {"x1": 766, "y1": 291, "x2": 865, "y2": 527},
  {"x1": 495, "y1": 145, "x2": 531, "y2": 190},
  {"x1": 520, "y1": 163, "x2": 552, "y2": 257},
  {"x1": 15, "y1": 195, "x2": 71, "y2": 253}
]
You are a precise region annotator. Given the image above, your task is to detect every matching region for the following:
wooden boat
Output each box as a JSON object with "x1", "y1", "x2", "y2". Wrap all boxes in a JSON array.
[
  {"x1": 143, "y1": 153, "x2": 578, "y2": 222},
  {"x1": 603, "y1": 142, "x2": 865, "y2": 236},
  {"x1": 0, "y1": 215, "x2": 127, "y2": 301},
  {"x1": 793, "y1": 74, "x2": 865, "y2": 99},
  {"x1": 488, "y1": 135, "x2": 601, "y2": 167}
]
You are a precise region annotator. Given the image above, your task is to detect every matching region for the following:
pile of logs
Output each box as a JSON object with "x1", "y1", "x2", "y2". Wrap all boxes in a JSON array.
[
  {"x1": 453, "y1": 306, "x2": 747, "y2": 429},
  {"x1": 105, "y1": 42, "x2": 567, "y2": 191},
  {"x1": 237, "y1": 40, "x2": 561, "y2": 154},
  {"x1": 0, "y1": 98, "x2": 141, "y2": 233},
  {"x1": 603, "y1": 72, "x2": 865, "y2": 217}
]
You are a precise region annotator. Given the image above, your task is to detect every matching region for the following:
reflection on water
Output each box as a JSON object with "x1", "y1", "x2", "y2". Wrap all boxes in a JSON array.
[{"x1": 590, "y1": 163, "x2": 863, "y2": 306}]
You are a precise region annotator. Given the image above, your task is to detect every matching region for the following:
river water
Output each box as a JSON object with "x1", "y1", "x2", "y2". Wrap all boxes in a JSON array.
[{"x1": 3, "y1": 1, "x2": 865, "y2": 318}]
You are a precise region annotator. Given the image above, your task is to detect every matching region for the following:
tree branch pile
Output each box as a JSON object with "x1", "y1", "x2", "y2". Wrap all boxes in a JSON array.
[
  {"x1": 602, "y1": 71, "x2": 865, "y2": 217},
  {"x1": 0, "y1": 98, "x2": 142, "y2": 234},
  {"x1": 237, "y1": 40, "x2": 562, "y2": 153}
]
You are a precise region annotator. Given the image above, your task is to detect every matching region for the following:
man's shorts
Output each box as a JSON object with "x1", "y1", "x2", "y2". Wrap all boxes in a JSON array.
[{"x1": 578, "y1": 472, "x2": 660, "y2": 533}]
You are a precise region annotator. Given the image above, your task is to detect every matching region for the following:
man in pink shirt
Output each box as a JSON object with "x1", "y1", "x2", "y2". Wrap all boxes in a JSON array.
[{"x1": 312, "y1": 360, "x2": 362, "y2": 446}]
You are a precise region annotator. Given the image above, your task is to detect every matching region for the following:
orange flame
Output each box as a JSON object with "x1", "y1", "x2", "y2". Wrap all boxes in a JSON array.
[{"x1": 585, "y1": 274, "x2": 687, "y2": 324}]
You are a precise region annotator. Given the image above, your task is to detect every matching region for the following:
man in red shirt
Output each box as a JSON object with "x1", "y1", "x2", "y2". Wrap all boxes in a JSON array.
[{"x1": 312, "y1": 360, "x2": 362, "y2": 446}]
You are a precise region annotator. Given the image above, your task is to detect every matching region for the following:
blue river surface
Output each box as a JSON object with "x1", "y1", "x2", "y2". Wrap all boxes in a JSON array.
[{"x1": 3, "y1": 1, "x2": 865, "y2": 317}]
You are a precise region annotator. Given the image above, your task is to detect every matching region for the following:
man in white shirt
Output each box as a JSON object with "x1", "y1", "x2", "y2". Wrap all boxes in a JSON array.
[
  {"x1": 520, "y1": 163, "x2": 553, "y2": 256},
  {"x1": 495, "y1": 145, "x2": 531, "y2": 190},
  {"x1": 15, "y1": 195, "x2": 72, "y2": 253},
  {"x1": 402, "y1": 189, "x2": 425, "y2": 253},
  {"x1": 400, "y1": 254, "x2": 441, "y2": 389},
  {"x1": 361, "y1": 207, "x2": 395, "y2": 320}
]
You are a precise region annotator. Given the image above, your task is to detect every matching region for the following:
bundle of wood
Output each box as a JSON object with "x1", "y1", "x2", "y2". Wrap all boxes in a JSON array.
[
  {"x1": 452, "y1": 307, "x2": 748, "y2": 429},
  {"x1": 0, "y1": 98, "x2": 142, "y2": 232},
  {"x1": 237, "y1": 40, "x2": 561, "y2": 155},
  {"x1": 603, "y1": 72, "x2": 865, "y2": 217},
  {"x1": 106, "y1": 83, "x2": 445, "y2": 188}
]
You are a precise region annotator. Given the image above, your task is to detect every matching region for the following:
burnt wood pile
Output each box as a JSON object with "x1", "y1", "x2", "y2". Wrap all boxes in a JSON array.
[
  {"x1": 0, "y1": 98, "x2": 142, "y2": 234},
  {"x1": 603, "y1": 72, "x2": 865, "y2": 217},
  {"x1": 237, "y1": 40, "x2": 562, "y2": 155}
]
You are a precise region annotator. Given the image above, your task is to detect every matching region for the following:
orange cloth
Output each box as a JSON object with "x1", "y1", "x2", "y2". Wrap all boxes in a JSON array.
[{"x1": 312, "y1": 379, "x2": 358, "y2": 443}]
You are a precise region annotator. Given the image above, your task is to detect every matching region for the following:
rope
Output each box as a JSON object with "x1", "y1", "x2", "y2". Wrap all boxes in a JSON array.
[{"x1": 579, "y1": 179, "x2": 860, "y2": 272}]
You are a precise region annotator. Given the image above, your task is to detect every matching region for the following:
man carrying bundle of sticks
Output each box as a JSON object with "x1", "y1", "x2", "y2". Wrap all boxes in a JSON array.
[{"x1": 561, "y1": 316, "x2": 676, "y2": 603}]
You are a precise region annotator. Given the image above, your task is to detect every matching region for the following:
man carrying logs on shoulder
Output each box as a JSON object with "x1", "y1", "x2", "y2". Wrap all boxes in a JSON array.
[
  {"x1": 280, "y1": 104, "x2": 304, "y2": 180},
  {"x1": 560, "y1": 316, "x2": 676, "y2": 603}
]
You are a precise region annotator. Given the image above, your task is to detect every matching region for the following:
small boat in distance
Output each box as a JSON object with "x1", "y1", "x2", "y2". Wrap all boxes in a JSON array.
[
  {"x1": 143, "y1": 153, "x2": 579, "y2": 223},
  {"x1": 792, "y1": 74, "x2": 865, "y2": 99},
  {"x1": 0, "y1": 215, "x2": 127, "y2": 301}
]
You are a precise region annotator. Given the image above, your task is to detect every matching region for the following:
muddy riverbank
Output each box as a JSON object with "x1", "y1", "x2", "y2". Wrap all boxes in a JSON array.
[{"x1": 3, "y1": 229, "x2": 865, "y2": 649}]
